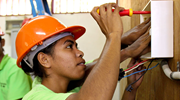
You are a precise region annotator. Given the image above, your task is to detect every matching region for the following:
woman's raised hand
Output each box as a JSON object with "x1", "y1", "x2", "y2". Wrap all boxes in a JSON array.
[{"x1": 90, "y1": 3, "x2": 124, "y2": 38}]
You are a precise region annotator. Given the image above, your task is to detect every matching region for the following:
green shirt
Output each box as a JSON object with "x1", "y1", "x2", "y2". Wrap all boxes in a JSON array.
[
  {"x1": 23, "y1": 60, "x2": 94, "y2": 100},
  {"x1": 0, "y1": 54, "x2": 32, "y2": 100},
  {"x1": 23, "y1": 77, "x2": 81, "y2": 100}
]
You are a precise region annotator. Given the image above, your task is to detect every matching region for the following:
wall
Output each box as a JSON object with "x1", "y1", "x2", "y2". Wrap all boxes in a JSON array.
[
  {"x1": 52, "y1": 14, "x2": 105, "y2": 62},
  {"x1": 130, "y1": 0, "x2": 180, "y2": 100}
]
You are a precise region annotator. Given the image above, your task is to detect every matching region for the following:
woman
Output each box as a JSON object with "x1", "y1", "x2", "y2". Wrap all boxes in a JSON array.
[{"x1": 16, "y1": 3, "x2": 149, "y2": 100}]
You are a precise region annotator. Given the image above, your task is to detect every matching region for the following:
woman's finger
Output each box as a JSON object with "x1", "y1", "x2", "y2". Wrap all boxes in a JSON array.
[
  {"x1": 114, "y1": 4, "x2": 125, "y2": 14},
  {"x1": 99, "y1": 3, "x2": 108, "y2": 16},
  {"x1": 90, "y1": 7, "x2": 100, "y2": 22}
]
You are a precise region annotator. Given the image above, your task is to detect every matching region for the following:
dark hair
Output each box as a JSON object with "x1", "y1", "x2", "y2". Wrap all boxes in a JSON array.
[
  {"x1": 21, "y1": 41, "x2": 57, "y2": 78},
  {"x1": 0, "y1": 36, "x2": 4, "y2": 52}
]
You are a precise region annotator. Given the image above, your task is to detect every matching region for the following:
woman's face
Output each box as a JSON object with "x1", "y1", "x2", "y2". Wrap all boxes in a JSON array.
[{"x1": 49, "y1": 36, "x2": 86, "y2": 80}]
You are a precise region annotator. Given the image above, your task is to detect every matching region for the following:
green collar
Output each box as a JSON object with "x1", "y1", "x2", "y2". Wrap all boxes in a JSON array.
[
  {"x1": 32, "y1": 76, "x2": 42, "y2": 88},
  {"x1": 0, "y1": 54, "x2": 10, "y2": 70}
]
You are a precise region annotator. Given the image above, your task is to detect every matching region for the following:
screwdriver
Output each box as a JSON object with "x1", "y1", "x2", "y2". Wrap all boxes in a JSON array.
[{"x1": 97, "y1": 8, "x2": 151, "y2": 16}]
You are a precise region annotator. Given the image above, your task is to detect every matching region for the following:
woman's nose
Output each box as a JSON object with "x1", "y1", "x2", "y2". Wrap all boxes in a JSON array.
[{"x1": 76, "y1": 49, "x2": 84, "y2": 58}]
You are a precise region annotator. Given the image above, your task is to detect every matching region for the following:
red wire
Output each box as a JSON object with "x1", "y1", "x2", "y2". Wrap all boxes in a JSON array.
[{"x1": 124, "y1": 59, "x2": 149, "y2": 71}]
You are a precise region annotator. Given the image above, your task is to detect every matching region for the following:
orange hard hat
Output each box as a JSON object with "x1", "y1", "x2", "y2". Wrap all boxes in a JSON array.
[{"x1": 16, "y1": 15, "x2": 86, "y2": 68}]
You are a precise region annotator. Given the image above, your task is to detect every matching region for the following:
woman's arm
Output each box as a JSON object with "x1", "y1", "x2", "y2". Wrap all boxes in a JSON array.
[{"x1": 67, "y1": 3, "x2": 123, "y2": 100}]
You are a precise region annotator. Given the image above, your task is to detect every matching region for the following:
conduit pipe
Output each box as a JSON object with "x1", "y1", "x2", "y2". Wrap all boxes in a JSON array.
[{"x1": 161, "y1": 60, "x2": 180, "y2": 80}]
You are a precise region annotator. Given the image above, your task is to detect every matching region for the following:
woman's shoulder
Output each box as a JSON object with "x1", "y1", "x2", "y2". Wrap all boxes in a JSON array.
[
  {"x1": 22, "y1": 84, "x2": 52, "y2": 100},
  {"x1": 23, "y1": 84, "x2": 74, "y2": 100}
]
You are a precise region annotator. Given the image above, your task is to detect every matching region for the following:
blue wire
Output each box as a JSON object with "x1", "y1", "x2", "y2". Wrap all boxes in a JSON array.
[{"x1": 122, "y1": 63, "x2": 159, "y2": 78}]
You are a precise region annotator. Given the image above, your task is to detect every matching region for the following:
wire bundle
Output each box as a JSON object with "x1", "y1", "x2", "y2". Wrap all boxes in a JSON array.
[
  {"x1": 118, "y1": 59, "x2": 161, "y2": 92},
  {"x1": 118, "y1": 59, "x2": 160, "y2": 81},
  {"x1": 125, "y1": 59, "x2": 154, "y2": 92},
  {"x1": 124, "y1": 59, "x2": 150, "y2": 74},
  {"x1": 123, "y1": 62, "x2": 159, "y2": 78}
]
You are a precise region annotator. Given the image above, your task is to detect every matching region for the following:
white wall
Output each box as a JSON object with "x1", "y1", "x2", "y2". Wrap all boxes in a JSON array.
[
  {"x1": 52, "y1": 13, "x2": 106, "y2": 61},
  {"x1": 0, "y1": 13, "x2": 120, "y2": 100}
]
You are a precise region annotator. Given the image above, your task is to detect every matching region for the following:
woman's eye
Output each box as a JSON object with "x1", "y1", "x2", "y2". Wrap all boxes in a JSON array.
[{"x1": 67, "y1": 44, "x2": 73, "y2": 49}]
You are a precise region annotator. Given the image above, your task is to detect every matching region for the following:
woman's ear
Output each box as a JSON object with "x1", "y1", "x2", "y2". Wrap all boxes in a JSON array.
[{"x1": 37, "y1": 52, "x2": 51, "y2": 68}]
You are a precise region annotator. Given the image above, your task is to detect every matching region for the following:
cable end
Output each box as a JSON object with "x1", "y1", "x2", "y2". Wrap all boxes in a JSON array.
[
  {"x1": 126, "y1": 85, "x2": 133, "y2": 92},
  {"x1": 118, "y1": 68, "x2": 125, "y2": 81}
]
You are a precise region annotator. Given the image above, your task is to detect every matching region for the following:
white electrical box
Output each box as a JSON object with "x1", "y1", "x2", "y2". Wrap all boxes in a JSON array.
[{"x1": 141, "y1": 0, "x2": 173, "y2": 58}]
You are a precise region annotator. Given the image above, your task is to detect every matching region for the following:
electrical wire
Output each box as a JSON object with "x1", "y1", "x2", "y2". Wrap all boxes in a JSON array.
[
  {"x1": 125, "y1": 61, "x2": 149, "y2": 74},
  {"x1": 126, "y1": 59, "x2": 154, "y2": 92},
  {"x1": 123, "y1": 62, "x2": 159, "y2": 78},
  {"x1": 124, "y1": 59, "x2": 149, "y2": 72}
]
